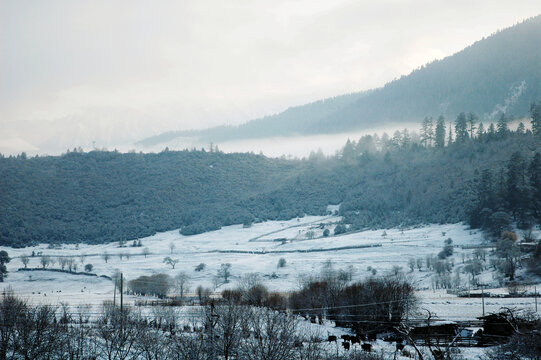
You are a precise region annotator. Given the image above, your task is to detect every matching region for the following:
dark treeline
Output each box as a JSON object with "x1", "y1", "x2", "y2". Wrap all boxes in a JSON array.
[
  {"x1": 2, "y1": 102, "x2": 541, "y2": 247},
  {"x1": 0, "y1": 150, "x2": 304, "y2": 246}
]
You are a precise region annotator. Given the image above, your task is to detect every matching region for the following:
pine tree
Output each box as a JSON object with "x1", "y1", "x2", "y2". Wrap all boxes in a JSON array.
[
  {"x1": 529, "y1": 153, "x2": 541, "y2": 218},
  {"x1": 517, "y1": 122, "x2": 525, "y2": 134},
  {"x1": 420, "y1": 117, "x2": 434, "y2": 147},
  {"x1": 401, "y1": 129, "x2": 411, "y2": 148},
  {"x1": 391, "y1": 130, "x2": 402, "y2": 149},
  {"x1": 454, "y1": 112, "x2": 468, "y2": 142},
  {"x1": 477, "y1": 122, "x2": 485, "y2": 139},
  {"x1": 342, "y1": 139, "x2": 356, "y2": 161},
  {"x1": 506, "y1": 151, "x2": 529, "y2": 223},
  {"x1": 447, "y1": 123, "x2": 453, "y2": 145},
  {"x1": 530, "y1": 100, "x2": 541, "y2": 136},
  {"x1": 497, "y1": 113, "x2": 509, "y2": 139},
  {"x1": 434, "y1": 116, "x2": 446, "y2": 148},
  {"x1": 487, "y1": 123, "x2": 496, "y2": 140},
  {"x1": 467, "y1": 112, "x2": 478, "y2": 138},
  {"x1": 470, "y1": 169, "x2": 494, "y2": 228}
]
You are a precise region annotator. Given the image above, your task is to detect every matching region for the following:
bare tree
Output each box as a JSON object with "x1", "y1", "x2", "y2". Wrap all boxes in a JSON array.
[
  {"x1": 174, "y1": 272, "x2": 191, "y2": 298},
  {"x1": 142, "y1": 247, "x2": 150, "y2": 258},
  {"x1": 40, "y1": 255, "x2": 51, "y2": 269},
  {"x1": 134, "y1": 318, "x2": 167, "y2": 360},
  {"x1": 96, "y1": 303, "x2": 139, "y2": 360},
  {"x1": 79, "y1": 254, "x2": 86, "y2": 264},
  {"x1": 58, "y1": 257, "x2": 68, "y2": 270},
  {"x1": 20, "y1": 255, "x2": 29, "y2": 268},
  {"x1": 416, "y1": 257, "x2": 423, "y2": 271},
  {"x1": 242, "y1": 307, "x2": 297, "y2": 360},
  {"x1": 218, "y1": 263, "x2": 232, "y2": 283},
  {"x1": 102, "y1": 252, "x2": 110, "y2": 263},
  {"x1": 163, "y1": 257, "x2": 179, "y2": 269},
  {"x1": 346, "y1": 264, "x2": 356, "y2": 281},
  {"x1": 207, "y1": 302, "x2": 248, "y2": 360},
  {"x1": 408, "y1": 258, "x2": 416, "y2": 272},
  {"x1": 169, "y1": 242, "x2": 176, "y2": 254},
  {"x1": 167, "y1": 333, "x2": 206, "y2": 360},
  {"x1": 66, "y1": 257, "x2": 75, "y2": 272}
]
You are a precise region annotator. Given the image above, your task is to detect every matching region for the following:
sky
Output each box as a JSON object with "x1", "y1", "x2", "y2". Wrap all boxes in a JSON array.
[{"x1": 1, "y1": 0, "x2": 541, "y2": 155}]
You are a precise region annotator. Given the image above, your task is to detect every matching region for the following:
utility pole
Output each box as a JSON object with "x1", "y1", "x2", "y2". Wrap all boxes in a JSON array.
[
  {"x1": 120, "y1": 272, "x2": 124, "y2": 337},
  {"x1": 120, "y1": 273, "x2": 124, "y2": 313},
  {"x1": 113, "y1": 280, "x2": 116, "y2": 306}
]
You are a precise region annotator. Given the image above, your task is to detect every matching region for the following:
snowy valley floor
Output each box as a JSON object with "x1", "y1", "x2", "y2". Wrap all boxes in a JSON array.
[{"x1": 1, "y1": 217, "x2": 540, "y2": 358}]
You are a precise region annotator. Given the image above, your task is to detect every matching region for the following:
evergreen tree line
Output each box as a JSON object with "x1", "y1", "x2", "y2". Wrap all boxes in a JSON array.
[
  {"x1": 1, "y1": 102, "x2": 541, "y2": 247},
  {"x1": 468, "y1": 151, "x2": 541, "y2": 236}
]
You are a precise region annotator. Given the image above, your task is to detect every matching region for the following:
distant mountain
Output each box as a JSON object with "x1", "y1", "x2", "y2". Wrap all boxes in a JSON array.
[
  {"x1": 137, "y1": 92, "x2": 371, "y2": 147},
  {"x1": 138, "y1": 15, "x2": 541, "y2": 146}
]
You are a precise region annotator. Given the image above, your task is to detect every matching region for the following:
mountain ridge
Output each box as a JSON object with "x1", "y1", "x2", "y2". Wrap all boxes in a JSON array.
[{"x1": 137, "y1": 15, "x2": 541, "y2": 147}]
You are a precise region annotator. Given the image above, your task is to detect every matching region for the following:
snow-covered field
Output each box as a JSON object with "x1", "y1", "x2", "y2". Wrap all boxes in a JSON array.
[{"x1": 1, "y1": 216, "x2": 539, "y2": 323}]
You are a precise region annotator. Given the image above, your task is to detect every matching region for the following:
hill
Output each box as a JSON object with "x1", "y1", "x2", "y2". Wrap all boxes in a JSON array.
[
  {"x1": 138, "y1": 15, "x2": 541, "y2": 146},
  {"x1": 3, "y1": 115, "x2": 541, "y2": 247}
]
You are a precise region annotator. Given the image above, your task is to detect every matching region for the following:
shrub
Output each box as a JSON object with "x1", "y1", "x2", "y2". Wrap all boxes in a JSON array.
[{"x1": 334, "y1": 224, "x2": 347, "y2": 235}]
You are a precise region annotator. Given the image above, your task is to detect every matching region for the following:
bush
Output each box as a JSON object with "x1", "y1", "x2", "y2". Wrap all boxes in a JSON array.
[
  {"x1": 195, "y1": 263, "x2": 206, "y2": 272},
  {"x1": 277, "y1": 258, "x2": 286, "y2": 268},
  {"x1": 334, "y1": 224, "x2": 347, "y2": 235},
  {"x1": 84, "y1": 264, "x2": 93, "y2": 272}
]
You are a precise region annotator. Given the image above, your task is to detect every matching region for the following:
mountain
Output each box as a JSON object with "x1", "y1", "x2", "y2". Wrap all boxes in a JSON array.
[
  {"x1": 136, "y1": 92, "x2": 371, "y2": 147},
  {"x1": 138, "y1": 15, "x2": 541, "y2": 146}
]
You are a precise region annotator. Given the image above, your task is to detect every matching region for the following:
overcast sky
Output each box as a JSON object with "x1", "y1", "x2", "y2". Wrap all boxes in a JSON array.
[{"x1": 1, "y1": 0, "x2": 541, "y2": 155}]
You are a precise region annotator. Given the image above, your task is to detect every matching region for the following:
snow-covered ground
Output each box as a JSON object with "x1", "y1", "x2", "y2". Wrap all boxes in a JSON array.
[
  {"x1": 3, "y1": 217, "x2": 540, "y2": 358},
  {"x1": 1, "y1": 217, "x2": 539, "y2": 323}
]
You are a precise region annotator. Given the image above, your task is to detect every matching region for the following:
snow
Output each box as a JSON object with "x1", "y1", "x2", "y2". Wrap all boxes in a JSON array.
[{"x1": 1, "y1": 216, "x2": 539, "y2": 359}]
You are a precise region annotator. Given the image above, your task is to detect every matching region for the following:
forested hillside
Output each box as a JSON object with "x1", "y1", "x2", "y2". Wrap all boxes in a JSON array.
[
  {"x1": 0, "y1": 151, "x2": 304, "y2": 247},
  {"x1": 2, "y1": 103, "x2": 541, "y2": 247},
  {"x1": 139, "y1": 15, "x2": 541, "y2": 145}
]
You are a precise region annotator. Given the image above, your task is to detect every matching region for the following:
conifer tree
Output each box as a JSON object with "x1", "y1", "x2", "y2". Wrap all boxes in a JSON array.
[
  {"x1": 497, "y1": 113, "x2": 509, "y2": 139},
  {"x1": 454, "y1": 112, "x2": 468, "y2": 142},
  {"x1": 447, "y1": 123, "x2": 453, "y2": 145},
  {"x1": 477, "y1": 122, "x2": 485, "y2": 139},
  {"x1": 529, "y1": 153, "x2": 541, "y2": 218},
  {"x1": 434, "y1": 116, "x2": 446, "y2": 148},
  {"x1": 467, "y1": 112, "x2": 478, "y2": 138},
  {"x1": 420, "y1": 117, "x2": 434, "y2": 147}
]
